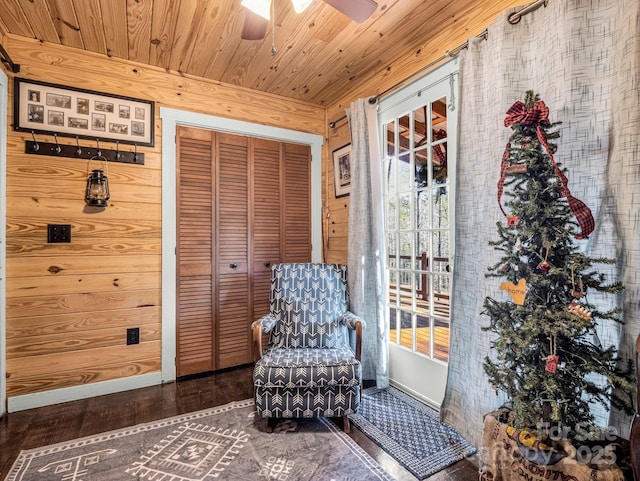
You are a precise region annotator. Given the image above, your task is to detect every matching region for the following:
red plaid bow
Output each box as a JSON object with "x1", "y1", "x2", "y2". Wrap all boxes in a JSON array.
[
  {"x1": 498, "y1": 99, "x2": 595, "y2": 240},
  {"x1": 504, "y1": 100, "x2": 550, "y2": 127}
]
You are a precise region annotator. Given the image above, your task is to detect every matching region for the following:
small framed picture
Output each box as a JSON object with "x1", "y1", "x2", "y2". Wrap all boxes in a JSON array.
[{"x1": 332, "y1": 143, "x2": 351, "y2": 198}]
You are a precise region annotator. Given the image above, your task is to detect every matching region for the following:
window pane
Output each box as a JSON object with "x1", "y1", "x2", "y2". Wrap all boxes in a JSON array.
[
  {"x1": 416, "y1": 233, "x2": 429, "y2": 264},
  {"x1": 416, "y1": 314, "x2": 431, "y2": 357},
  {"x1": 432, "y1": 230, "x2": 450, "y2": 260},
  {"x1": 431, "y1": 97, "x2": 448, "y2": 185},
  {"x1": 399, "y1": 231, "x2": 412, "y2": 259},
  {"x1": 432, "y1": 97, "x2": 447, "y2": 130},
  {"x1": 434, "y1": 316, "x2": 449, "y2": 362},
  {"x1": 389, "y1": 307, "x2": 398, "y2": 343},
  {"x1": 398, "y1": 197, "x2": 411, "y2": 231},
  {"x1": 386, "y1": 196, "x2": 398, "y2": 230},
  {"x1": 432, "y1": 139, "x2": 447, "y2": 185},
  {"x1": 398, "y1": 153, "x2": 411, "y2": 192},
  {"x1": 384, "y1": 157, "x2": 396, "y2": 194},
  {"x1": 416, "y1": 190, "x2": 430, "y2": 230},
  {"x1": 388, "y1": 269, "x2": 399, "y2": 300},
  {"x1": 385, "y1": 121, "x2": 395, "y2": 157},
  {"x1": 399, "y1": 310, "x2": 413, "y2": 349},
  {"x1": 432, "y1": 188, "x2": 449, "y2": 229},
  {"x1": 414, "y1": 148, "x2": 427, "y2": 189},
  {"x1": 413, "y1": 106, "x2": 428, "y2": 149},
  {"x1": 398, "y1": 114, "x2": 410, "y2": 153},
  {"x1": 414, "y1": 271, "x2": 428, "y2": 302},
  {"x1": 432, "y1": 274, "x2": 450, "y2": 319}
]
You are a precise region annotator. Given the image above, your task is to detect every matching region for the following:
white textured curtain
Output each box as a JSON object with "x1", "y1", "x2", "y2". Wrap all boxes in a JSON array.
[
  {"x1": 440, "y1": 0, "x2": 640, "y2": 447},
  {"x1": 346, "y1": 98, "x2": 389, "y2": 388}
]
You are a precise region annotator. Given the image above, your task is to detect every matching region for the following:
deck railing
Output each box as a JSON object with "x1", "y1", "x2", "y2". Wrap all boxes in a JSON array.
[{"x1": 391, "y1": 252, "x2": 449, "y2": 300}]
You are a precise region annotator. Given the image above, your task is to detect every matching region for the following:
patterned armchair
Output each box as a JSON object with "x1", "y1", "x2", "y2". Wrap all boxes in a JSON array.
[{"x1": 252, "y1": 263, "x2": 365, "y2": 432}]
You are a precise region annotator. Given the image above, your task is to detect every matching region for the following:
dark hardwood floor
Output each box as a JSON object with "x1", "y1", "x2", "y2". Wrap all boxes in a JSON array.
[{"x1": 0, "y1": 365, "x2": 479, "y2": 480}]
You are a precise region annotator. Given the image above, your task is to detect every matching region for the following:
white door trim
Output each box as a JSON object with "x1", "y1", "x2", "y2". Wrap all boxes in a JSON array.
[
  {"x1": 0, "y1": 69, "x2": 7, "y2": 417},
  {"x1": 159, "y1": 107, "x2": 323, "y2": 383}
]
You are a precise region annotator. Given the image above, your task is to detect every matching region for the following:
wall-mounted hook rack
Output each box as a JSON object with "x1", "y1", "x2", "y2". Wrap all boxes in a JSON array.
[{"x1": 24, "y1": 139, "x2": 145, "y2": 165}]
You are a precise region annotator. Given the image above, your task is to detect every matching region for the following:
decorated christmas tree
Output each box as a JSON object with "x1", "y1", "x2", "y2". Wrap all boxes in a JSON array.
[{"x1": 482, "y1": 91, "x2": 633, "y2": 435}]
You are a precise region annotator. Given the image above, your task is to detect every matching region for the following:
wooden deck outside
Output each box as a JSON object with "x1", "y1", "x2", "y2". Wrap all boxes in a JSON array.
[{"x1": 389, "y1": 285, "x2": 450, "y2": 362}]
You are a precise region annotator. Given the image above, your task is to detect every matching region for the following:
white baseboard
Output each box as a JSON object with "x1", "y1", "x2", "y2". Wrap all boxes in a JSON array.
[
  {"x1": 389, "y1": 379, "x2": 442, "y2": 410},
  {"x1": 7, "y1": 373, "x2": 163, "y2": 412}
]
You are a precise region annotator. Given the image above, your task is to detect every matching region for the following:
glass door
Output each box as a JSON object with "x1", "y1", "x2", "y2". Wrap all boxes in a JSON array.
[{"x1": 378, "y1": 59, "x2": 458, "y2": 406}]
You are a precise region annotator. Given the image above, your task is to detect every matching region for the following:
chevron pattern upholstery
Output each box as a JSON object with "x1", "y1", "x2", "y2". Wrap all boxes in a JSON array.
[{"x1": 252, "y1": 263, "x2": 365, "y2": 431}]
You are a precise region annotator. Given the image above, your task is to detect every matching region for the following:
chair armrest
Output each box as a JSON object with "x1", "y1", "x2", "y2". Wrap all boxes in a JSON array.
[
  {"x1": 339, "y1": 311, "x2": 366, "y2": 330},
  {"x1": 339, "y1": 311, "x2": 365, "y2": 362},
  {"x1": 251, "y1": 314, "x2": 277, "y2": 361}
]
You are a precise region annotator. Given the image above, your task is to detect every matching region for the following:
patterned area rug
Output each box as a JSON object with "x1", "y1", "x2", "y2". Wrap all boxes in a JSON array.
[
  {"x1": 5, "y1": 399, "x2": 394, "y2": 481},
  {"x1": 349, "y1": 386, "x2": 477, "y2": 480}
]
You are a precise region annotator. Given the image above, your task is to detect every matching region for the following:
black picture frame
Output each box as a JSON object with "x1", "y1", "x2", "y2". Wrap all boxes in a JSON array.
[
  {"x1": 14, "y1": 77, "x2": 155, "y2": 147},
  {"x1": 332, "y1": 143, "x2": 351, "y2": 198}
]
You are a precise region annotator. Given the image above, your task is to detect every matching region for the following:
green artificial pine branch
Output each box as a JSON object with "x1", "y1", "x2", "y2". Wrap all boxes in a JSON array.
[{"x1": 482, "y1": 91, "x2": 633, "y2": 436}]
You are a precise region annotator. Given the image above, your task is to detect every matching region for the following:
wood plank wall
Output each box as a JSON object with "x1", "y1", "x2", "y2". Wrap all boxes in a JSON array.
[
  {"x1": 321, "y1": 0, "x2": 524, "y2": 265},
  {"x1": 3, "y1": 35, "x2": 324, "y2": 399}
]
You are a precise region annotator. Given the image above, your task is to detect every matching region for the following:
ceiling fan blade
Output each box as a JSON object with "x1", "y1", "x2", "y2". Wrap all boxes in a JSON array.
[
  {"x1": 322, "y1": 0, "x2": 378, "y2": 23},
  {"x1": 241, "y1": 10, "x2": 269, "y2": 40}
]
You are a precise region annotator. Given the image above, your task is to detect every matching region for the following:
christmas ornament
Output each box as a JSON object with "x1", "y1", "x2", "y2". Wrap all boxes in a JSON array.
[
  {"x1": 499, "y1": 278, "x2": 527, "y2": 305},
  {"x1": 538, "y1": 247, "x2": 551, "y2": 271},
  {"x1": 545, "y1": 355, "x2": 559, "y2": 373},
  {"x1": 507, "y1": 215, "x2": 520, "y2": 226},
  {"x1": 515, "y1": 237, "x2": 522, "y2": 252},
  {"x1": 505, "y1": 164, "x2": 528, "y2": 175},
  {"x1": 567, "y1": 301, "x2": 592, "y2": 321},
  {"x1": 543, "y1": 335, "x2": 559, "y2": 374}
]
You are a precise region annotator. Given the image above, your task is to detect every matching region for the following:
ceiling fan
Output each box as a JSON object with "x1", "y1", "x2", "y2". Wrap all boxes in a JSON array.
[{"x1": 241, "y1": 0, "x2": 378, "y2": 40}]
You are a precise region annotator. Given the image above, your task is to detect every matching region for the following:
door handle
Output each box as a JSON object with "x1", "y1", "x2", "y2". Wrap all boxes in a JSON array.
[
  {"x1": 230, "y1": 263, "x2": 238, "y2": 269},
  {"x1": 264, "y1": 261, "x2": 271, "y2": 267}
]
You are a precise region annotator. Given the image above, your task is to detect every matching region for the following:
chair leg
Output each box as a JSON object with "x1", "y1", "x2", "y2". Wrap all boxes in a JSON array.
[
  {"x1": 265, "y1": 417, "x2": 274, "y2": 433},
  {"x1": 343, "y1": 415, "x2": 351, "y2": 434}
]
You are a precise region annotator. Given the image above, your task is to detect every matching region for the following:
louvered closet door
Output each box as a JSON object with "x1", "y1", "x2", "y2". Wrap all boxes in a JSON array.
[
  {"x1": 252, "y1": 138, "x2": 282, "y2": 354},
  {"x1": 176, "y1": 128, "x2": 311, "y2": 375},
  {"x1": 176, "y1": 127, "x2": 215, "y2": 376},
  {"x1": 282, "y1": 142, "x2": 311, "y2": 261},
  {"x1": 216, "y1": 132, "x2": 252, "y2": 368}
]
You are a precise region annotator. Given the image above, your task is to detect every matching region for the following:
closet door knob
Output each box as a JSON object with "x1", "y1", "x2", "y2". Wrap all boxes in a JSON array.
[
  {"x1": 230, "y1": 263, "x2": 238, "y2": 269},
  {"x1": 264, "y1": 261, "x2": 271, "y2": 267}
]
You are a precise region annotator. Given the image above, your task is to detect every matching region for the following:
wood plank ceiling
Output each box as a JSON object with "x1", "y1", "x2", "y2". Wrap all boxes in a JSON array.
[{"x1": 0, "y1": 0, "x2": 526, "y2": 106}]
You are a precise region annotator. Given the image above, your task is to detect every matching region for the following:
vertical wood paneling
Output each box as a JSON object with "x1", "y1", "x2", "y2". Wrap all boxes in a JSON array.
[{"x1": 176, "y1": 127, "x2": 214, "y2": 376}]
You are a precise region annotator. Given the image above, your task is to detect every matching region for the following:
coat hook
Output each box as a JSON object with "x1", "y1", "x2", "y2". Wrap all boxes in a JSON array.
[
  {"x1": 53, "y1": 133, "x2": 61, "y2": 154},
  {"x1": 115, "y1": 140, "x2": 121, "y2": 160},
  {"x1": 75, "y1": 136, "x2": 82, "y2": 156},
  {"x1": 96, "y1": 138, "x2": 101, "y2": 158},
  {"x1": 31, "y1": 131, "x2": 39, "y2": 152},
  {"x1": 133, "y1": 143, "x2": 138, "y2": 162}
]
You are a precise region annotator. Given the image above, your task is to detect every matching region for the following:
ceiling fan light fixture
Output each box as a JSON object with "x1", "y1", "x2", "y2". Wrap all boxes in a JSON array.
[
  {"x1": 241, "y1": 0, "x2": 272, "y2": 20},
  {"x1": 291, "y1": 0, "x2": 313, "y2": 13}
]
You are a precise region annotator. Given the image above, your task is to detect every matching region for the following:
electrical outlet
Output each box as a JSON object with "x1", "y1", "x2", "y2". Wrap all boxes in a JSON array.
[
  {"x1": 127, "y1": 327, "x2": 140, "y2": 345},
  {"x1": 47, "y1": 224, "x2": 71, "y2": 243}
]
